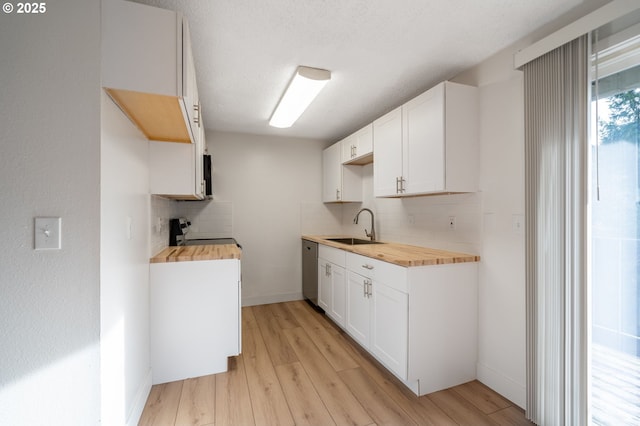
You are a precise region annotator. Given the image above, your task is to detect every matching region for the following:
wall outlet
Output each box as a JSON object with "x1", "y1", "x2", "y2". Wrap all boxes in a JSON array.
[
  {"x1": 408, "y1": 214, "x2": 415, "y2": 225},
  {"x1": 448, "y1": 216, "x2": 456, "y2": 230},
  {"x1": 35, "y1": 217, "x2": 61, "y2": 250},
  {"x1": 512, "y1": 214, "x2": 525, "y2": 234}
]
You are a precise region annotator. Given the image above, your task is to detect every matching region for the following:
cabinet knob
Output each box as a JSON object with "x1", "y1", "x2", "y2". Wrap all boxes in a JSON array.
[{"x1": 362, "y1": 264, "x2": 374, "y2": 270}]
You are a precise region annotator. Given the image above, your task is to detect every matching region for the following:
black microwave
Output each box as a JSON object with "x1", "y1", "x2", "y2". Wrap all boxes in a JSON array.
[{"x1": 203, "y1": 154, "x2": 212, "y2": 197}]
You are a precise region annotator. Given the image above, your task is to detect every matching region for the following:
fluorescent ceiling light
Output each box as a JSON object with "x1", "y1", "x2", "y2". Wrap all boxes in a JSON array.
[{"x1": 269, "y1": 66, "x2": 331, "y2": 128}]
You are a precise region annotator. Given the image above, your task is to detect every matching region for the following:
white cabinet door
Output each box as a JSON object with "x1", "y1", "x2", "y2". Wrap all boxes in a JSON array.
[
  {"x1": 329, "y1": 264, "x2": 346, "y2": 327},
  {"x1": 102, "y1": 0, "x2": 179, "y2": 97},
  {"x1": 103, "y1": 1, "x2": 203, "y2": 145},
  {"x1": 342, "y1": 124, "x2": 374, "y2": 164},
  {"x1": 346, "y1": 271, "x2": 370, "y2": 348},
  {"x1": 149, "y1": 141, "x2": 203, "y2": 200},
  {"x1": 355, "y1": 124, "x2": 374, "y2": 160},
  {"x1": 181, "y1": 17, "x2": 201, "y2": 147},
  {"x1": 373, "y1": 107, "x2": 403, "y2": 197},
  {"x1": 403, "y1": 84, "x2": 445, "y2": 194},
  {"x1": 322, "y1": 142, "x2": 362, "y2": 203},
  {"x1": 340, "y1": 133, "x2": 355, "y2": 163},
  {"x1": 322, "y1": 142, "x2": 341, "y2": 202},
  {"x1": 373, "y1": 81, "x2": 478, "y2": 197},
  {"x1": 371, "y1": 281, "x2": 408, "y2": 380},
  {"x1": 318, "y1": 258, "x2": 332, "y2": 313},
  {"x1": 150, "y1": 259, "x2": 240, "y2": 384}
]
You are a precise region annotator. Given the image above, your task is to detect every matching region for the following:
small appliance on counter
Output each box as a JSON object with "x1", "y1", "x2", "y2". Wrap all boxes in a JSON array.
[
  {"x1": 169, "y1": 218, "x2": 190, "y2": 246},
  {"x1": 169, "y1": 217, "x2": 241, "y2": 248}
]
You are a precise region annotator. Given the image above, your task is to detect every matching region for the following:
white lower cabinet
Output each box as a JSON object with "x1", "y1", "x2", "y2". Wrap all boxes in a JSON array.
[
  {"x1": 318, "y1": 245, "x2": 347, "y2": 327},
  {"x1": 346, "y1": 253, "x2": 408, "y2": 380},
  {"x1": 318, "y1": 258, "x2": 332, "y2": 313},
  {"x1": 346, "y1": 271, "x2": 371, "y2": 347},
  {"x1": 326, "y1": 248, "x2": 477, "y2": 396},
  {"x1": 149, "y1": 259, "x2": 241, "y2": 384},
  {"x1": 371, "y1": 280, "x2": 408, "y2": 380}
]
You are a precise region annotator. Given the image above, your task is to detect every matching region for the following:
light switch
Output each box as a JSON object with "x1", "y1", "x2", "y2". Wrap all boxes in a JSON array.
[
  {"x1": 35, "y1": 217, "x2": 61, "y2": 250},
  {"x1": 512, "y1": 214, "x2": 525, "y2": 235}
]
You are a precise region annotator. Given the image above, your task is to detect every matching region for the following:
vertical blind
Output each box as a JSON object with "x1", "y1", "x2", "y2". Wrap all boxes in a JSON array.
[{"x1": 523, "y1": 35, "x2": 589, "y2": 425}]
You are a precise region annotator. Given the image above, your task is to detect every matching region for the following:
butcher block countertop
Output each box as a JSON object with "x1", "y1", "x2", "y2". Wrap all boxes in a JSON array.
[
  {"x1": 150, "y1": 244, "x2": 242, "y2": 263},
  {"x1": 302, "y1": 235, "x2": 480, "y2": 267}
]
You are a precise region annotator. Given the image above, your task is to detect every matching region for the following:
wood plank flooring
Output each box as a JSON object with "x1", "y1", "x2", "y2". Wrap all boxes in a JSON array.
[{"x1": 139, "y1": 300, "x2": 532, "y2": 426}]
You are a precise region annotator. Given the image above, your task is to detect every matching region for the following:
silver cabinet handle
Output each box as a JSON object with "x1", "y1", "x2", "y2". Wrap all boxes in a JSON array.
[
  {"x1": 193, "y1": 102, "x2": 201, "y2": 127},
  {"x1": 336, "y1": 189, "x2": 341, "y2": 200},
  {"x1": 363, "y1": 279, "x2": 372, "y2": 297},
  {"x1": 396, "y1": 176, "x2": 407, "y2": 193},
  {"x1": 362, "y1": 264, "x2": 374, "y2": 270},
  {"x1": 325, "y1": 264, "x2": 331, "y2": 276}
]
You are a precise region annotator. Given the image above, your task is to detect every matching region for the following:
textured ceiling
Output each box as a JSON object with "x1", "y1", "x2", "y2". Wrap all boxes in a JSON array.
[{"x1": 130, "y1": 0, "x2": 584, "y2": 141}]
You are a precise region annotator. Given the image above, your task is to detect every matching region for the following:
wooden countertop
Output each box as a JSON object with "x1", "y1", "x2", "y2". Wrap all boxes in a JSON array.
[
  {"x1": 150, "y1": 244, "x2": 242, "y2": 263},
  {"x1": 302, "y1": 235, "x2": 480, "y2": 267}
]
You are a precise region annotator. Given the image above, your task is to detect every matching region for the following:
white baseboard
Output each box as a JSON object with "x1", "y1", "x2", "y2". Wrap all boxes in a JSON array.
[
  {"x1": 242, "y1": 292, "x2": 302, "y2": 307},
  {"x1": 477, "y1": 362, "x2": 526, "y2": 409},
  {"x1": 126, "y1": 368, "x2": 152, "y2": 426}
]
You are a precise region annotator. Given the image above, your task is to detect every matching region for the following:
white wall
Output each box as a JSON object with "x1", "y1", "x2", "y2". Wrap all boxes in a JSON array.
[
  {"x1": 453, "y1": 49, "x2": 528, "y2": 407},
  {"x1": 176, "y1": 131, "x2": 332, "y2": 306},
  {"x1": 0, "y1": 0, "x2": 102, "y2": 424},
  {"x1": 100, "y1": 93, "x2": 153, "y2": 426},
  {"x1": 150, "y1": 195, "x2": 179, "y2": 255},
  {"x1": 341, "y1": 164, "x2": 482, "y2": 254}
]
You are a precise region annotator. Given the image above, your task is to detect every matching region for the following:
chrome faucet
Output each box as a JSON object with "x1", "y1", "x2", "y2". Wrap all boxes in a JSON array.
[{"x1": 354, "y1": 208, "x2": 376, "y2": 241}]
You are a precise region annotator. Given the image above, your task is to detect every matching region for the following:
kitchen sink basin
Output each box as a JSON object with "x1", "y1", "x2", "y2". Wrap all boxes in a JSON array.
[{"x1": 325, "y1": 237, "x2": 384, "y2": 245}]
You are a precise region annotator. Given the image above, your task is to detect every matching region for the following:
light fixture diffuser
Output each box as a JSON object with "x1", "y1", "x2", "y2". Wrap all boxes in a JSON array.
[{"x1": 269, "y1": 66, "x2": 331, "y2": 128}]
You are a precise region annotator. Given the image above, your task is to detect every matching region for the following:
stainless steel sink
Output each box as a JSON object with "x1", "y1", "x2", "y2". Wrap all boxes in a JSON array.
[{"x1": 325, "y1": 237, "x2": 384, "y2": 245}]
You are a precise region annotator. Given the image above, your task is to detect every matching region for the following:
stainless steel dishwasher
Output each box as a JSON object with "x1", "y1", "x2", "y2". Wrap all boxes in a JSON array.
[{"x1": 302, "y1": 239, "x2": 319, "y2": 308}]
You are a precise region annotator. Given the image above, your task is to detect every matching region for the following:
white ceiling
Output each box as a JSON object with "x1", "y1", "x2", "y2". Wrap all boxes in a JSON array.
[{"x1": 131, "y1": 0, "x2": 584, "y2": 141}]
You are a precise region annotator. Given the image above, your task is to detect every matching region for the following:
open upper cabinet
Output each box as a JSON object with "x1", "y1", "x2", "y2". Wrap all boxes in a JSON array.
[{"x1": 102, "y1": 0, "x2": 201, "y2": 146}]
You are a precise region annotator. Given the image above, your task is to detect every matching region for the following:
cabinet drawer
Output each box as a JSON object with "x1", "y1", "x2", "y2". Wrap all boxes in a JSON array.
[
  {"x1": 374, "y1": 260, "x2": 407, "y2": 293},
  {"x1": 346, "y1": 252, "x2": 376, "y2": 278},
  {"x1": 319, "y1": 244, "x2": 346, "y2": 267},
  {"x1": 346, "y1": 253, "x2": 407, "y2": 292}
]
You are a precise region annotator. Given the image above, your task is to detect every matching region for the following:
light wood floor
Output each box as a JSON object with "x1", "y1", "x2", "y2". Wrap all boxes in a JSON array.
[{"x1": 139, "y1": 300, "x2": 532, "y2": 425}]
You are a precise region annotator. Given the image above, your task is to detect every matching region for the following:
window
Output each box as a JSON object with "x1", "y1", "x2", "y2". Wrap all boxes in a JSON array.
[{"x1": 591, "y1": 24, "x2": 640, "y2": 425}]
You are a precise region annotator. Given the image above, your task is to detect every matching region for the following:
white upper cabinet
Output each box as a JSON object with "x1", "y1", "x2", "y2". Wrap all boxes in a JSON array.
[
  {"x1": 373, "y1": 106, "x2": 403, "y2": 197},
  {"x1": 322, "y1": 142, "x2": 362, "y2": 203},
  {"x1": 341, "y1": 124, "x2": 374, "y2": 165},
  {"x1": 102, "y1": 0, "x2": 201, "y2": 145},
  {"x1": 148, "y1": 134, "x2": 206, "y2": 200},
  {"x1": 373, "y1": 81, "x2": 478, "y2": 197}
]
